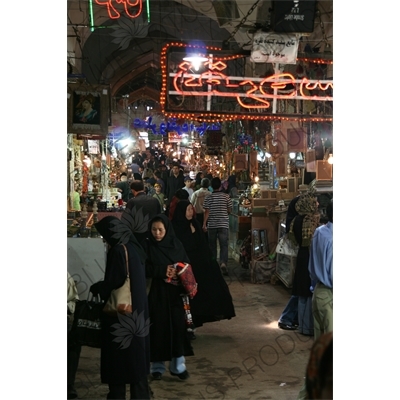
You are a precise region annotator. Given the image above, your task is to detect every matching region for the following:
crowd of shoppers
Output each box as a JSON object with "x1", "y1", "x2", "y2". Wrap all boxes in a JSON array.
[{"x1": 69, "y1": 151, "x2": 332, "y2": 399}]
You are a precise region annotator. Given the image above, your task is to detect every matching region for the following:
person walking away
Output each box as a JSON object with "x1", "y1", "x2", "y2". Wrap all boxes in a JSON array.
[
  {"x1": 202, "y1": 177, "x2": 232, "y2": 276},
  {"x1": 190, "y1": 178, "x2": 211, "y2": 229},
  {"x1": 141, "y1": 214, "x2": 194, "y2": 381},
  {"x1": 167, "y1": 188, "x2": 190, "y2": 220},
  {"x1": 172, "y1": 200, "x2": 235, "y2": 333},
  {"x1": 287, "y1": 193, "x2": 320, "y2": 336},
  {"x1": 89, "y1": 216, "x2": 151, "y2": 400},
  {"x1": 277, "y1": 187, "x2": 317, "y2": 331}
]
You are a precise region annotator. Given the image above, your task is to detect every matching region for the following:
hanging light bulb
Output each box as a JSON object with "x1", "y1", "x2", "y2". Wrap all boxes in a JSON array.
[
  {"x1": 289, "y1": 152, "x2": 296, "y2": 160},
  {"x1": 183, "y1": 54, "x2": 208, "y2": 71},
  {"x1": 327, "y1": 154, "x2": 334, "y2": 164}
]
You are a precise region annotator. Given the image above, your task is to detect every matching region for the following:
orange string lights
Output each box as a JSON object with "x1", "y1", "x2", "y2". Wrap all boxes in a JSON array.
[{"x1": 160, "y1": 42, "x2": 333, "y2": 123}]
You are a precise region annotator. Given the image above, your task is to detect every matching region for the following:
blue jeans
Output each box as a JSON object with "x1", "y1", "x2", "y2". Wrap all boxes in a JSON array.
[
  {"x1": 150, "y1": 356, "x2": 186, "y2": 375},
  {"x1": 298, "y1": 296, "x2": 314, "y2": 335},
  {"x1": 279, "y1": 295, "x2": 298, "y2": 326},
  {"x1": 207, "y1": 227, "x2": 229, "y2": 265}
]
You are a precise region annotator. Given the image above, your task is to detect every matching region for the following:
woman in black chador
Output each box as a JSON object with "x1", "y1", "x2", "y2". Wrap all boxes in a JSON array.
[
  {"x1": 288, "y1": 194, "x2": 320, "y2": 336},
  {"x1": 90, "y1": 216, "x2": 151, "y2": 400},
  {"x1": 172, "y1": 200, "x2": 236, "y2": 330},
  {"x1": 141, "y1": 213, "x2": 194, "y2": 381}
]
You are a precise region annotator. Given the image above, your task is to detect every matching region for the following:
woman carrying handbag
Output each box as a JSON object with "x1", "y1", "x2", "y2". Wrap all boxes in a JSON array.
[{"x1": 90, "y1": 216, "x2": 151, "y2": 400}]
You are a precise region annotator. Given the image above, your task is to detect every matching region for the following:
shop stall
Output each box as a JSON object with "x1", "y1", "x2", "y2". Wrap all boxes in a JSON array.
[{"x1": 67, "y1": 81, "x2": 333, "y2": 289}]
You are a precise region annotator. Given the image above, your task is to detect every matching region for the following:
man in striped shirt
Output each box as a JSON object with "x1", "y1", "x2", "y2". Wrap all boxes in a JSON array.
[{"x1": 202, "y1": 177, "x2": 232, "y2": 276}]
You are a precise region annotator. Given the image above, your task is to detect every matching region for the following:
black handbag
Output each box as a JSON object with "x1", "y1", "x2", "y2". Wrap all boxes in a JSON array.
[{"x1": 71, "y1": 293, "x2": 104, "y2": 348}]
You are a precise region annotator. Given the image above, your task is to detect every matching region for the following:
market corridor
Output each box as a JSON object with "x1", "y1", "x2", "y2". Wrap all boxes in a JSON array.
[{"x1": 73, "y1": 257, "x2": 314, "y2": 400}]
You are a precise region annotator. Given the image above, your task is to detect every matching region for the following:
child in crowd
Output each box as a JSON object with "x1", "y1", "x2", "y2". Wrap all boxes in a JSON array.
[
  {"x1": 153, "y1": 183, "x2": 165, "y2": 211},
  {"x1": 183, "y1": 176, "x2": 194, "y2": 198}
]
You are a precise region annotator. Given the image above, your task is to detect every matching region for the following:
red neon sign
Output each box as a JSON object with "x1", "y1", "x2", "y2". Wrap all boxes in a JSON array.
[
  {"x1": 95, "y1": 0, "x2": 143, "y2": 19},
  {"x1": 160, "y1": 42, "x2": 334, "y2": 122},
  {"x1": 172, "y1": 62, "x2": 333, "y2": 109}
]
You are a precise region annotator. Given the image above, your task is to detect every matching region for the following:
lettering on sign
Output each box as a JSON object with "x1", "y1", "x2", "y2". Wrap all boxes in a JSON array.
[
  {"x1": 95, "y1": 0, "x2": 143, "y2": 19},
  {"x1": 170, "y1": 61, "x2": 333, "y2": 110}
]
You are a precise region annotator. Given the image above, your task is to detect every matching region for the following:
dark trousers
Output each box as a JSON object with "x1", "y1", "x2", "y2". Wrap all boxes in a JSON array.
[
  {"x1": 67, "y1": 324, "x2": 81, "y2": 393},
  {"x1": 107, "y1": 378, "x2": 151, "y2": 400}
]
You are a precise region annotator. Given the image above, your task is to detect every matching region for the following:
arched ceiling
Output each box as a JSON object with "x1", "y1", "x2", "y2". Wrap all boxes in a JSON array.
[{"x1": 67, "y1": 1, "x2": 333, "y2": 106}]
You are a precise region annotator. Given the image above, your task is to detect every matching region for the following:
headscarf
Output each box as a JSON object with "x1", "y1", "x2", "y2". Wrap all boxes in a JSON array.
[
  {"x1": 171, "y1": 201, "x2": 203, "y2": 250},
  {"x1": 146, "y1": 214, "x2": 190, "y2": 265},
  {"x1": 168, "y1": 189, "x2": 190, "y2": 220},
  {"x1": 195, "y1": 172, "x2": 203, "y2": 187},
  {"x1": 172, "y1": 200, "x2": 192, "y2": 226},
  {"x1": 306, "y1": 332, "x2": 333, "y2": 399},
  {"x1": 94, "y1": 216, "x2": 147, "y2": 264},
  {"x1": 288, "y1": 193, "x2": 320, "y2": 247},
  {"x1": 295, "y1": 193, "x2": 318, "y2": 215}
]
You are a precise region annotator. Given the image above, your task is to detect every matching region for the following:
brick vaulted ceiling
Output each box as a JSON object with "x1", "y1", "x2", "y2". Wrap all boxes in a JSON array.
[{"x1": 67, "y1": 1, "x2": 333, "y2": 105}]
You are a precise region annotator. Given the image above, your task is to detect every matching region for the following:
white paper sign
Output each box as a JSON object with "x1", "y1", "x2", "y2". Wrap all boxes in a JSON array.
[{"x1": 251, "y1": 32, "x2": 299, "y2": 64}]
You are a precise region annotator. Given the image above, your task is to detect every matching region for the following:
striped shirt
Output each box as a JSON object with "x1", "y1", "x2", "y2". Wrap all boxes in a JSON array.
[{"x1": 203, "y1": 191, "x2": 232, "y2": 229}]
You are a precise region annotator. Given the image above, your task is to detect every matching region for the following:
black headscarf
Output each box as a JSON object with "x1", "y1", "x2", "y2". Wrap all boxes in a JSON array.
[
  {"x1": 146, "y1": 213, "x2": 190, "y2": 265},
  {"x1": 94, "y1": 216, "x2": 147, "y2": 264},
  {"x1": 171, "y1": 200, "x2": 205, "y2": 251},
  {"x1": 195, "y1": 172, "x2": 203, "y2": 186},
  {"x1": 171, "y1": 200, "x2": 192, "y2": 230}
]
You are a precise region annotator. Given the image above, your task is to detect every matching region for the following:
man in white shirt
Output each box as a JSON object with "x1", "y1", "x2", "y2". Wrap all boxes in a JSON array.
[
  {"x1": 182, "y1": 176, "x2": 194, "y2": 198},
  {"x1": 190, "y1": 178, "x2": 211, "y2": 227}
]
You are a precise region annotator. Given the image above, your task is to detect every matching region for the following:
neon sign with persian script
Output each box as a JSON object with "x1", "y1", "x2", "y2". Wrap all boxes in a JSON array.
[
  {"x1": 171, "y1": 62, "x2": 333, "y2": 109},
  {"x1": 160, "y1": 43, "x2": 333, "y2": 122},
  {"x1": 95, "y1": 0, "x2": 143, "y2": 19}
]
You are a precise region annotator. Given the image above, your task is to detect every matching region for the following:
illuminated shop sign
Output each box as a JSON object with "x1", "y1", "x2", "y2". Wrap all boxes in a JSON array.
[
  {"x1": 161, "y1": 43, "x2": 333, "y2": 122},
  {"x1": 95, "y1": 0, "x2": 143, "y2": 19},
  {"x1": 133, "y1": 117, "x2": 221, "y2": 136}
]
